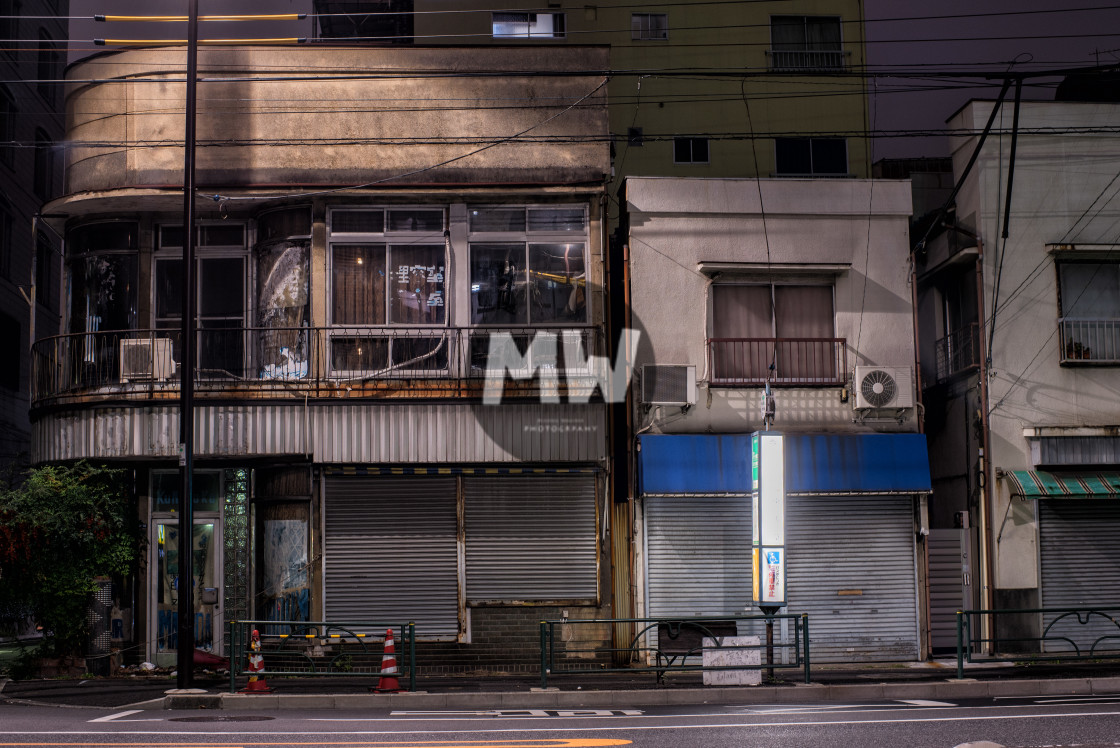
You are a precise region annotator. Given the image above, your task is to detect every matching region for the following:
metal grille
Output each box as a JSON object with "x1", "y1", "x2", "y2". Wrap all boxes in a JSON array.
[
  {"x1": 1039, "y1": 500, "x2": 1120, "y2": 653},
  {"x1": 223, "y1": 468, "x2": 250, "y2": 652},
  {"x1": 463, "y1": 475, "x2": 597, "y2": 601},
  {"x1": 324, "y1": 475, "x2": 460, "y2": 640}
]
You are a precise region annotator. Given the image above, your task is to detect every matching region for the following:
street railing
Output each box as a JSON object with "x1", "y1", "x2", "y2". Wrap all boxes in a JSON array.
[
  {"x1": 539, "y1": 614, "x2": 810, "y2": 688},
  {"x1": 227, "y1": 619, "x2": 416, "y2": 693},
  {"x1": 956, "y1": 607, "x2": 1120, "y2": 679}
]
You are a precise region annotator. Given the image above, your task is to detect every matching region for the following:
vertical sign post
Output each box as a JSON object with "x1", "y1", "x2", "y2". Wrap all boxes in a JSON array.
[{"x1": 751, "y1": 431, "x2": 786, "y2": 677}]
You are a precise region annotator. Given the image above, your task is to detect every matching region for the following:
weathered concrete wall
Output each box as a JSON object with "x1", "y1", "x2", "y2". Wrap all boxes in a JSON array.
[{"x1": 64, "y1": 45, "x2": 610, "y2": 194}]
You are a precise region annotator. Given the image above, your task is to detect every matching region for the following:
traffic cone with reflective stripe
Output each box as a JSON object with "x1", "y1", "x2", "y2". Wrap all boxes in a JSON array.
[
  {"x1": 373, "y1": 628, "x2": 402, "y2": 693},
  {"x1": 239, "y1": 629, "x2": 273, "y2": 693}
]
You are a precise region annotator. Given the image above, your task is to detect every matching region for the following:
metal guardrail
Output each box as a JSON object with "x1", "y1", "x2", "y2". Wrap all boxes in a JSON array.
[
  {"x1": 539, "y1": 615, "x2": 810, "y2": 689},
  {"x1": 935, "y1": 323, "x2": 980, "y2": 382},
  {"x1": 956, "y1": 607, "x2": 1120, "y2": 679},
  {"x1": 1059, "y1": 318, "x2": 1120, "y2": 364},
  {"x1": 227, "y1": 620, "x2": 416, "y2": 693},
  {"x1": 707, "y1": 337, "x2": 847, "y2": 386},
  {"x1": 31, "y1": 325, "x2": 604, "y2": 406}
]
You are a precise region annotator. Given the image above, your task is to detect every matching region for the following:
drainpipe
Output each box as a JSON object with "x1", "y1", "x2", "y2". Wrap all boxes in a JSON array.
[{"x1": 974, "y1": 237, "x2": 996, "y2": 643}]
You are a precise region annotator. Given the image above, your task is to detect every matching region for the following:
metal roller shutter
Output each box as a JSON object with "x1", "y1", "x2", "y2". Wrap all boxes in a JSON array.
[
  {"x1": 1039, "y1": 500, "x2": 1120, "y2": 654},
  {"x1": 645, "y1": 495, "x2": 752, "y2": 620},
  {"x1": 928, "y1": 528, "x2": 970, "y2": 653},
  {"x1": 323, "y1": 475, "x2": 460, "y2": 640},
  {"x1": 463, "y1": 475, "x2": 597, "y2": 601},
  {"x1": 787, "y1": 495, "x2": 919, "y2": 662}
]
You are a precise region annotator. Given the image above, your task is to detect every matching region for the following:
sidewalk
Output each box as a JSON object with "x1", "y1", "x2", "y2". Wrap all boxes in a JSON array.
[{"x1": 3, "y1": 660, "x2": 1120, "y2": 710}]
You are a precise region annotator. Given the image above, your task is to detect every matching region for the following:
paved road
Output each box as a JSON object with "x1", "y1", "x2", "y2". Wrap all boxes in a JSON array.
[{"x1": 4, "y1": 693, "x2": 1120, "y2": 747}]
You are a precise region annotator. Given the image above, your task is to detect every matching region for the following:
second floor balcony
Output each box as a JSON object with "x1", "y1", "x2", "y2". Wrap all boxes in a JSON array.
[
  {"x1": 31, "y1": 326, "x2": 606, "y2": 408},
  {"x1": 1059, "y1": 318, "x2": 1120, "y2": 365},
  {"x1": 934, "y1": 323, "x2": 981, "y2": 383},
  {"x1": 707, "y1": 337, "x2": 847, "y2": 386}
]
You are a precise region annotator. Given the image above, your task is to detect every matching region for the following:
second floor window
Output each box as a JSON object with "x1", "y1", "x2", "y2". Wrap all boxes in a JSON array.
[
  {"x1": 770, "y1": 15, "x2": 844, "y2": 70},
  {"x1": 492, "y1": 12, "x2": 565, "y2": 39},
  {"x1": 632, "y1": 13, "x2": 668, "y2": 40},
  {"x1": 710, "y1": 283, "x2": 838, "y2": 384},
  {"x1": 674, "y1": 137, "x2": 709, "y2": 164},
  {"x1": 1058, "y1": 261, "x2": 1120, "y2": 363},
  {"x1": 0, "y1": 86, "x2": 16, "y2": 169},
  {"x1": 775, "y1": 137, "x2": 848, "y2": 176}
]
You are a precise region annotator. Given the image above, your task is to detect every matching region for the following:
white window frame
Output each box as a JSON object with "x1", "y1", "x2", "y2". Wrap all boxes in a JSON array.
[
  {"x1": 631, "y1": 12, "x2": 668, "y2": 41},
  {"x1": 491, "y1": 11, "x2": 566, "y2": 39}
]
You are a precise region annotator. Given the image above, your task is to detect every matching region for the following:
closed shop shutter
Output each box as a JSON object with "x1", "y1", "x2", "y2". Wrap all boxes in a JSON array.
[
  {"x1": 787, "y1": 495, "x2": 919, "y2": 662},
  {"x1": 645, "y1": 495, "x2": 752, "y2": 619},
  {"x1": 928, "y1": 528, "x2": 970, "y2": 653},
  {"x1": 1039, "y1": 500, "x2": 1120, "y2": 654},
  {"x1": 323, "y1": 475, "x2": 459, "y2": 640},
  {"x1": 464, "y1": 474, "x2": 597, "y2": 601}
]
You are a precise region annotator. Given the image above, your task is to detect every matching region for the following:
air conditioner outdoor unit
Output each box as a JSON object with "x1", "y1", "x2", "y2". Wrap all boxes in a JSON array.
[
  {"x1": 120, "y1": 338, "x2": 176, "y2": 382},
  {"x1": 853, "y1": 365, "x2": 914, "y2": 410},
  {"x1": 641, "y1": 364, "x2": 696, "y2": 406}
]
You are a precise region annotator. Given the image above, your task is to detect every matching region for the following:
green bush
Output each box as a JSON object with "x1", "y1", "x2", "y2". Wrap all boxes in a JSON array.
[{"x1": 0, "y1": 462, "x2": 141, "y2": 660}]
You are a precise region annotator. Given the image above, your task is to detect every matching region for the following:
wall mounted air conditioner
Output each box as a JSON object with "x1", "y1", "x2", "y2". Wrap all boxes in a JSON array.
[
  {"x1": 641, "y1": 364, "x2": 697, "y2": 406},
  {"x1": 853, "y1": 365, "x2": 914, "y2": 409},
  {"x1": 120, "y1": 338, "x2": 176, "y2": 382}
]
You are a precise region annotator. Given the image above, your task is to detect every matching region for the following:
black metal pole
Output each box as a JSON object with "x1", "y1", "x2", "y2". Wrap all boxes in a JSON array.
[{"x1": 176, "y1": 0, "x2": 199, "y2": 690}]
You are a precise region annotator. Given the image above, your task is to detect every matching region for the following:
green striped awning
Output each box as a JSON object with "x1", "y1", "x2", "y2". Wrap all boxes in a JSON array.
[{"x1": 1004, "y1": 470, "x2": 1120, "y2": 499}]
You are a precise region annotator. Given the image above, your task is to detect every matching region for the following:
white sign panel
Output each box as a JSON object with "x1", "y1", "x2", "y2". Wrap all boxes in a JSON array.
[{"x1": 758, "y1": 433, "x2": 785, "y2": 547}]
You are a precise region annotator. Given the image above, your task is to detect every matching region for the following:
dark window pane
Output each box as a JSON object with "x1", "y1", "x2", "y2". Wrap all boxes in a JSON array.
[
  {"x1": 155, "y1": 259, "x2": 182, "y2": 320},
  {"x1": 693, "y1": 138, "x2": 709, "y2": 163},
  {"x1": 389, "y1": 245, "x2": 446, "y2": 324},
  {"x1": 811, "y1": 138, "x2": 847, "y2": 174},
  {"x1": 527, "y1": 208, "x2": 585, "y2": 232},
  {"x1": 71, "y1": 222, "x2": 138, "y2": 254},
  {"x1": 198, "y1": 319, "x2": 243, "y2": 376},
  {"x1": 470, "y1": 243, "x2": 527, "y2": 325},
  {"x1": 331, "y1": 244, "x2": 386, "y2": 325},
  {"x1": 199, "y1": 257, "x2": 244, "y2": 317},
  {"x1": 387, "y1": 209, "x2": 443, "y2": 232},
  {"x1": 674, "y1": 138, "x2": 691, "y2": 163},
  {"x1": 0, "y1": 311, "x2": 19, "y2": 390},
  {"x1": 69, "y1": 252, "x2": 138, "y2": 333},
  {"x1": 775, "y1": 138, "x2": 812, "y2": 174},
  {"x1": 257, "y1": 207, "x2": 311, "y2": 242},
  {"x1": 331, "y1": 210, "x2": 384, "y2": 234},
  {"x1": 199, "y1": 225, "x2": 245, "y2": 247},
  {"x1": 331, "y1": 335, "x2": 389, "y2": 371},
  {"x1": 528, "y1": 243, "x2": 586, "y2": 323},
  {"x1": 470, "y1": 208, "x2": 525, "y2": 233}
]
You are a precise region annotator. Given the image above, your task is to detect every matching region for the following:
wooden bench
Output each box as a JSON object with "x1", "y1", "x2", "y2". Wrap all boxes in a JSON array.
[{"x1": 653, "y1": 620, "x2": 738, "y2": 683}]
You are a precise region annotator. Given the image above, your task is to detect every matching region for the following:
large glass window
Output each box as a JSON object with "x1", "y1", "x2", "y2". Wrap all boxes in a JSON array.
[
  {"x1": 710, "y1": 283, "x2": 837, "y2": 384},
  {"x1": 1058, "y1": 261, "x2": 1120, "y2": 363},
  {"x1": 256, "y1": 208, "x2": 311, "y2": 380},
  {"x1": 774, "y1": 137, "x2": 848, "y2": 176},
  {"x1": 327, "y1": 208, "x2": 447, "y2": 375},
  {"x1": 68, "y1": 222, "x2": 139, "y2": 334},
  {"x1": 770, "y1": 15, "x2": 844, "y2": 70}
]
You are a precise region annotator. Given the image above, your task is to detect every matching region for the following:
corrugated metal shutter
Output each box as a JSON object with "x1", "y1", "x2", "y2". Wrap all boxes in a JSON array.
[
  {"x1": 787, "y1": 495, "x2": 919, "y2": 662},
  {"x1": 645, "y1": 495, "x2": 753, "y2": 619},
  {"x1": 1039, "y1": 500, "x2": 1120, "y2": 654},
  {"x1": 464, "y1": 475, "x2": 597, "y2": 601},
  {"x1": 928, "y1": 528, "x2": 969, "y2": 653},
  {"x1": 323, "y1": 476, "x2": 459, "y2": 640}
]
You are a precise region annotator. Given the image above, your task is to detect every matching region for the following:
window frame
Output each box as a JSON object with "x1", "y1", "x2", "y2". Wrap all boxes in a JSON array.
[
  {"x1": 491, "y1": 11, "x2": 566, "y2": 39},
  {"x1": 631, "y1": 12, "x2": 668, "y2": 41},
  {"x1": 37, "y1": 28, "x2": 60, "y2": 105},
  {"x1": 33, "y1": 128, "x2": 52, "y2": 201},
  {"x1": 0, "y1": 85, "x2": 16, "y2": 169},
  {"x1": 773, "y1": 137, "x2": 849, "y2": 176},
  {"x1": 1056, "y1": 258, "x2": 1120, "y2": 364},
  {"x1": 673, "y1": 137, "x2": 710, "y2": 165}
]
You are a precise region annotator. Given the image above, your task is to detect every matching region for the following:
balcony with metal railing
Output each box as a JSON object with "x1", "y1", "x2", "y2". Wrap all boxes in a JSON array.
[
  {"x1": 934, "y1": 323, "x2": 981, "y2": 382},
  {"x1": 31, "y1": 326, "x2": 605, "y2": 408},
  {"x1": 706, "y1": 338, "x2": 847, "y2": 386},
  {"x1": 1059, "y1": 318, "x2": 1120, "y2": 364},
  {"x1": 766, "y1": 49, "x2": 849, "y2": 71}
]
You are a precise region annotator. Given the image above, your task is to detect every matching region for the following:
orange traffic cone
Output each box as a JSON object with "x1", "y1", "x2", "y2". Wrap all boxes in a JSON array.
[
  {"x1": 373, "y1": 628, "x2": 402, "y2": 693},
  {"x1": 239, "y1": 628, "x2": 274, "y2": 694}
]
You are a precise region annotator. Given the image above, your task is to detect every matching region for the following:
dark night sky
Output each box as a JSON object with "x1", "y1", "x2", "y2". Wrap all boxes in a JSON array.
[{"x1": 67, "y1": 1, "x2": 1120, "y2": 160}]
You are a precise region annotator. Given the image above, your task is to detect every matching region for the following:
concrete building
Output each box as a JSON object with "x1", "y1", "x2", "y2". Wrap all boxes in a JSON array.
[
  {"x1": 314, "y1": 1, "x2": 871, "y2": 185},
  {"x1": 0, "y1": 0, "x2": 66, "y2": 477},
  {"x1": 33, "y1": 44, "x2": 620, "y2": 671},
  {"x1": 621, "y1": 176, "x2": 932, "y2": 661},
  {"x1": 916, "y1": 97, "x2": 1120, "y2": 655}
]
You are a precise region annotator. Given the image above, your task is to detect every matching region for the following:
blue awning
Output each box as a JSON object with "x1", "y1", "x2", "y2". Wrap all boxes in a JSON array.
[{"x1": 639, "y1": 433, "x2": 932, "y2": 496}]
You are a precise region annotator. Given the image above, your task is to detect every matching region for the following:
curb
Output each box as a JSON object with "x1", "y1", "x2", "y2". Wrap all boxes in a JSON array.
[{"x1": 162, "y1": 676, "x2": 1120, "y2": 710}]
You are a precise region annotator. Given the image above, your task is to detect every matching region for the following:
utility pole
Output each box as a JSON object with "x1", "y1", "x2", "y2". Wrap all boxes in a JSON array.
[{"x1": 176, "y1": 0, "x2": 199, "y2": 690}]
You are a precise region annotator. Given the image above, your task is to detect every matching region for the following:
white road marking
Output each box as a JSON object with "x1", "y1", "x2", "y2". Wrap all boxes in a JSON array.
[
  {"x1": 898, "y1": 699, "x2": 957, "y2": 707},
  {"x1": 8, "y1": 709, "x2": 1120, "y2": 736},
  {"x1": 87, "y1": 710, "x2": 162, "y2": 723}
]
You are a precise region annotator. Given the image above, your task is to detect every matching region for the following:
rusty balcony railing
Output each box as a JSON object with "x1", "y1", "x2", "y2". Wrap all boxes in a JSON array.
[
  {"x1": 1059, "y1": 318, "x2": 1120, "y2": 364},
  {"x1": 766, "y1": 48, "x2": 849, "y2": 71},
  {"x1": 31, "y1": 325, "x2": 605, "y2": 406},
  {"x1": 707, "y1": 337, "x2": 847, "y2": 386},
  {"x1": 934, "y1": 323, "x2": 980, "y2": 382}
]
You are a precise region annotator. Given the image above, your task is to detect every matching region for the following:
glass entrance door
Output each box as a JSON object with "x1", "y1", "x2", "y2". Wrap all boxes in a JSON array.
[{"x1": 152, "y1": 519, "x2": 223, "y2": 666}]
